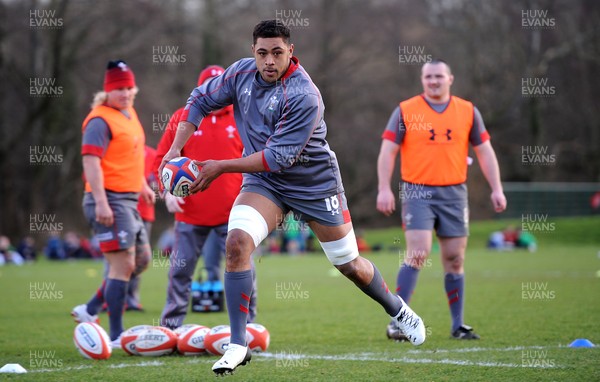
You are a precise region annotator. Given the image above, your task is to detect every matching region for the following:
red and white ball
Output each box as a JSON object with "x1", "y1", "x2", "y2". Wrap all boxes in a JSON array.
[
  {"x1": 135, "y1": 326, "x2": 178, "y2": 356},
  {"x1": 73, "y1": 322, "x2": 112, "y2": 360},
  {"x1": 204, "y1": 325, "x2": 231, "y2": 355},
  {"x1": 121, "y1": 325, "x2": 152, "y2": 355},
  {"x1": 177, "y1": 325, "x2": 211, "y2": 355},
  {"x1": 173, "y1": 324, "x2": 202, "y2": 338},
  {"x1": 245, "y1": 323, "x2": 270, "y2": 352},
  {"x1": 161, "y1": 156, "x2": 199, "y2": 197}
]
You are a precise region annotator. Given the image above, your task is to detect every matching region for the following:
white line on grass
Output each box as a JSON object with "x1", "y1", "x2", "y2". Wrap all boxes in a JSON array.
[
  {"x1": 30, "y1": 360, "x2": 170, "y2": 373},
  {"x1": 405, "y1": 345, "x2": 564, "y2": 354},
  {"x1": 29, "y1": 345, "x2": 563, "y2": 373},
  {"x1": 256, "y1": 351, "x2": 558, "y2": 369}
]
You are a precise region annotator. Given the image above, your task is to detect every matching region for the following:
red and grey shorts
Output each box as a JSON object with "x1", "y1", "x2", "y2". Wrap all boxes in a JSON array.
[
  {"x1": 400, "y1": 182, "x2": 469, "y2": 237},
  {"x1": 83, "y1": 192, "x2": 149, "y2": 253},
  {"x1": 241, "y1": 184, "x2": 352, "y2": 227}
]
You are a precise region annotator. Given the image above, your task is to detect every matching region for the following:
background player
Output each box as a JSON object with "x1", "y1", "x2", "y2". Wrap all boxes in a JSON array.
[
  {"x1": 376, "y1": 59, "x2": 507, "y2": 340},
  {"x1": 98, "y1": 144, "x2": 156, "y2": 314},
  {"x1": 159, "y1": 20, "x2": 426, "y2": 375},
  {"x1": 72, "y1": 60, "x2": 154, "y2": 346}
]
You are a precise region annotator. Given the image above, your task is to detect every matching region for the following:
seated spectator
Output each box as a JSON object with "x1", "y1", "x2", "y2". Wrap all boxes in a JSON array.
[
  {"x1": 87, "y1": 235, "x2": 103, "y2": 259},
  {"x1": 0, "y1": 235, "x2": 25, "y2": 266},
  {"x1": 487, "y1": 231, "x2": 505, "y2": 250},
  {"x1": 17, "y1": 236, "x2": 37, "y2": 261},
  {"x1": 502, "y1": 225, "x2": 519, "y2": 248},
  {"x1": 45, "y1": 234, "x2": 66, "y2": 260},
  {"x1": 64, "y1": 231, "x2": 93, "y2": 259},
  {"x1": 516, "y1": 231, "x2": 537, "y2": 252},
  {"x1": 487, "y1": 226, "x2": 537, "y2": 252}
]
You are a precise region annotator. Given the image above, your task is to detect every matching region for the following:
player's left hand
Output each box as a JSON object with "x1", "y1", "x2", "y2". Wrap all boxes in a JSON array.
[
  {"x1": 191, "y1": 159, "x2": 223, "y2": 193},
  {"x1": 491, "y1": 190, "x2": 507, "y2": 212}
]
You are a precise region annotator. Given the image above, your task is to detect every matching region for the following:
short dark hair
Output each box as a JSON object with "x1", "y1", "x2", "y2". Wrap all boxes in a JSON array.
[
  {"x1": 424, "y1": 59, "x2": 452, "y2": 75},
  {"x1": 253, "y1": 20, "x2": 291, "y2": 45}
]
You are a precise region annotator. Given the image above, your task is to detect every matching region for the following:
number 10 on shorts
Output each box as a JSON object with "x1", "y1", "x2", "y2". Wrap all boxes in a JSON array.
[{"x1": 324, "y1": 195, "x2": 340, "y2": 215}]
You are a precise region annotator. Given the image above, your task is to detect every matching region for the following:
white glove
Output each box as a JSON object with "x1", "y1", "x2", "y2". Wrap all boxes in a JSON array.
[{"x1": 165, "y1": 192, "x2": 185, "y2": 213}]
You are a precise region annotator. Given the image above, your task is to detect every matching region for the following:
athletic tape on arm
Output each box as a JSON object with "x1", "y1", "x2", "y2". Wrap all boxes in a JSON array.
[
  {"x1": 227, "y1": 205, "x2": 269, "y2": 248},
  {"x1": 319, "y1": 229, "x2": 360, "y2": 266}
]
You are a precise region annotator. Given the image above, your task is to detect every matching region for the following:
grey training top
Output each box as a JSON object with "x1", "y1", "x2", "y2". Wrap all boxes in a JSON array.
[{"x1": 182, "y1": 57, "x2": 344, "y2": 200}]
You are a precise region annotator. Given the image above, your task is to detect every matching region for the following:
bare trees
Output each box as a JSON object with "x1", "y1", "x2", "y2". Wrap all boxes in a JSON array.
[{"x1": 1, "y1": 0, "x2": 597, "y2": 239}]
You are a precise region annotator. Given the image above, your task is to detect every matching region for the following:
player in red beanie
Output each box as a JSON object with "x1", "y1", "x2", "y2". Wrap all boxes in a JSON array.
[
  {"x1": 73, "y1": 60, "x2": 154, "y2": 347},
  {"x1": 104, "y1": 60, "x2": 136, "y2": 92}
]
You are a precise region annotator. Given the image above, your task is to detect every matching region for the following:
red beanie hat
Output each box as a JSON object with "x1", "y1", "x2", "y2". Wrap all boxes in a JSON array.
[
  {"x1": 197, "y1": 65, "x2": 225, "y2": 86},
  {"x1": 104, "y1": 60, "x2": 136, "y2": 92}
]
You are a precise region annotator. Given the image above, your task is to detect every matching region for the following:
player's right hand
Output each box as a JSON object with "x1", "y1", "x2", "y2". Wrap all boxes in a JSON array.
[
  {"x1": 165, "y1": 192, "x2": 185, "y2": 213},
  {"x1": 95, "y1": 201, "x2": 114, "y2": 227},
  {"x1": 377, "y1": 188, "x2": 396, "y2": 216},
  {"x1": 158, "y1": 148, "x2": 181, "y2": 183}
]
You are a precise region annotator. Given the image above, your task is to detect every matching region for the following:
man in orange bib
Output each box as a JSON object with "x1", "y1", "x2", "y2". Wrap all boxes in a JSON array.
[
  {"x1": 377, "y1": 60, "x2": 506, "y2": 340},
  {"x1": 72, "y1": 60, "x2": 154, "y2": 347}
]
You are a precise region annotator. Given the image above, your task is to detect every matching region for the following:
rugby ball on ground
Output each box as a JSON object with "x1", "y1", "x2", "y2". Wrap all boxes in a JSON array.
[
  {"x1": 177, "y1": 325, "x2": 211, "y2": 355},
  {"x1": 73, "y1": 322, "x2": 112, "y2": 360},
  {"x1": 246, "y1": 323, "x2": 270, "y2": 352},
  {"x1": 204, "y1": 325, "x2": 231, "y2": 355},
  {"x1": 161, "y1": 156, "x2": 199, "y2": 197},
  {"x1": 121, "y1": 325, "x2": 152, "y2": 355},
  {"x1": 173, "y1": 324, "x2": 202, "y2": 338},
  {"x1": 135, "y1": 326, "x2": 178, "y2": 356}
]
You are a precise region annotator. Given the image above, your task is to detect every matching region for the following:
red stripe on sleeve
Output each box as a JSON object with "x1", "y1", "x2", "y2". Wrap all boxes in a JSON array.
[
  {"x1": 382, "y1": 130, "x2": 397, "y2": 142},
  {"x1": 241, "y1": 293, "x2": 250, "y2": 302},
  {"x1": 261, "y1": 152, "x2": 271, "y2": 172},
  {"x1": 81, "y1": 144, "x2": 104, "y2": 157},
  {"x1": 180, "y1": 107, "x2": 190, "y2": 124},
  {"x1": 480, "y1": 130, "x2": 490, "y2": 143}
]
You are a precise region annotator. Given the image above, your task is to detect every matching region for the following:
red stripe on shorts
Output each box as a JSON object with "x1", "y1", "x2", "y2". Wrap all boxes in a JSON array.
[
  {"x1": 342, "y1": 209, "x2": 351, "y2": 223},
  {"x1": 99, "y1": 240, "x2": 120, "y2": 252}
]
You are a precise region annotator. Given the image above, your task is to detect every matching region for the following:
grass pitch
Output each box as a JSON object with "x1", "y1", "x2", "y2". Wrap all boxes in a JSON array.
[{"x1": 0, "y1": 217, "x2": 599, "y2": 381}]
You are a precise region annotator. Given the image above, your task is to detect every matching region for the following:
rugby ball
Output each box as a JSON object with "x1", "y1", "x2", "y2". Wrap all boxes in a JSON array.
[
  {"x1": 173, "y1": 324, "x2": 202, "y2": 338},
  {"x1": 177, "y1": 325, "x2": 211, "y2": 355},
  {"x1": 73, "y1": 322, "x2": 112, "y2": 360},
  {"x1": 135, "y1": 326, "x2": 178, "y2": 356},
  {"x1": 161, "y1": 156, "x2": 199, "y2": 197},
  {"x1": 204, "y1": 325, "x2": 231, "y2": 355},
  {"x1": 121, "y1": 325, "x2": 152, "y2": 355},
  {"x1": 245, "y1": 323, "x2": 270, "y2": 352}
]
